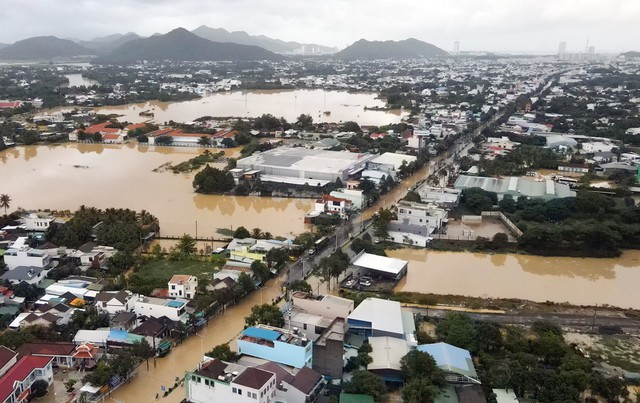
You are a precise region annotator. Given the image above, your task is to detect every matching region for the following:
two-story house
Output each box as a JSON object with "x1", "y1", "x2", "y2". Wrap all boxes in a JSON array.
[
  {"x1": 186, "y1": 358, "x2": 277, "y2": 403},
  {"x1": 168, "y1": 275, "x2": 198, "y2": 300},
  {"x1": 237, "y1": 326, "x2": 313, "y2": 369},
  {"x1": 95, "y1": 290, "x2": 133, "y2": 316}
]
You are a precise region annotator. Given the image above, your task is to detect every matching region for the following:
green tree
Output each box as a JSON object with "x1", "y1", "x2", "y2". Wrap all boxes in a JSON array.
[
  {"x1": 400, "y1": 349, "x2": 446, "y2": 385},
  {"x1": 233, "y1": 226, "x2": 251, "y2": 239},
  {"x1": 237, "y1": 272, "x2": 255, "y2": 294},
  {"x1": 205, "y1": 343, "x2": 239, "y2": 362},
  {"x1": 436, "y1": 312, "x2": 477, "y2": 351},
  {"x1": 198, "y1": 136, "x2": 211, "y2": 147},
  {"x1": 251, "y1": 261, "x2": 271, "y2": 284},
  {"x1": 401, "y1": 379, "x2": 440, "y2": 403},
  {"x1": 176, "y1": 234, "x2": 197, "y2": 255},
  {"x1": 342, "y1": 370, "x2": 387, "y2": 402},
  {"x1": 193, "y1": 164, "x2": 235, "y2": 194},
  {"x1": 30, "y1": 380, "x2": 49, "y2": 398},
  {"x1": 245, "y1": 303, "x2": 284, "y2": 327},
  {"x1": 0, "y1": 194, "x2": 11, "y2": 217},
  {"x1": 372, "y1": 208, "x2": 395, "y2": 239},
  {"x1": 295, "y1": 114, "x2": 313, "y2": 130},
  {"x1": 288, "y1": 280, "x2": 312, "y2": 293}
]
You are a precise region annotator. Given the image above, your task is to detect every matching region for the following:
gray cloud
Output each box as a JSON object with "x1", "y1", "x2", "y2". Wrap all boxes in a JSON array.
[{"x1": 0, "y1": 0, "x2": 638, "y2": 52}]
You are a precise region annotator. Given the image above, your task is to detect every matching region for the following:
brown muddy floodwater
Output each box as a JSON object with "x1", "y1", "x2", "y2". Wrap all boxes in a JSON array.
[
  {"x1": 87, "y1": 89, "x2": 407, "y2": 126},
  {"x1": 389, "y1": 248, "x2": 640, "y2": 309},
  {"x1": 0, "y1": 144, "x2": 314, "y2": 237}
]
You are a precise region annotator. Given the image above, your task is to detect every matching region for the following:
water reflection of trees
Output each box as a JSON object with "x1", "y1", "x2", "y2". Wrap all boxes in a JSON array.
[
  {"x1": 0, "y1": 148, "x2": 20, "y2": 163},
  {"x1": 23, "y1": 146, "x2": 37, "y2": 161},
  {"x1": 514, "y1": 254, "x2": 617, "y2": 280}
]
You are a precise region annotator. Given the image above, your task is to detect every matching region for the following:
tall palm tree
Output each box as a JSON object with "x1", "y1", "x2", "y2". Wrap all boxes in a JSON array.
[{"x1": 0, "y1": 194, "x2": 11, "y2": 217}]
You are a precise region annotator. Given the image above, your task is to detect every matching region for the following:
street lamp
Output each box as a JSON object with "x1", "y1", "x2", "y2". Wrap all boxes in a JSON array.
[{"x1": 194, "y1": 333, "x2": 205, "y2": 363}]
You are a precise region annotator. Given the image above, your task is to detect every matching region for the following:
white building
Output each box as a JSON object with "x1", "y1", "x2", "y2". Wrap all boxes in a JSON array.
[
  {"x1": 396, "y1": 201, "x2": 447, "y2": 230},
  {"x1": 22, "y1": 213, "x2": 54, "y2": 232},
  {"x1": 95, "y1": 290, "x2": 133, "y2": 316},
  {"x1": 366, "y1": 152, "x2": 417, "y2": 179},
  {"x1": 3, "y1": 246, "x2": 52, "y2": 271},
  {"x1": 186, "y1": 358, "x2": 277, "y2": 403},
  {"x1": 346, "y1": 297, "x2": 416, "y2": 344},
  {"x1": 132, "y1": 295, "x2": 188, "y2": 322},
  {"x1": 582, "y1": 141, "x2": 616, "y2": 153},
  {"x1": 168, "y1": 275, "x2": 198, "y2": 299},
  {"x1": 313, "y1": 195, "x2": 353, "y2": 219},
  {"x1": 329, "y1": 189, "x2": 366, "y2": 210},
  {"x1": 0, "y1": 266, "x2": 45, "y2": 286},
  {"x1": 416, "y1": 186, "x2": 461, "y2": 208}
]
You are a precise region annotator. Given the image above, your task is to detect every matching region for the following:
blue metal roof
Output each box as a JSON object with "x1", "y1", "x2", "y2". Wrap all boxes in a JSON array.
[
  {"x1": 417, "y1": 342, "x2": 477, "y2": 378},
  {"x1": 243, "y1": 326, "x2": 282, "y2": 341}
]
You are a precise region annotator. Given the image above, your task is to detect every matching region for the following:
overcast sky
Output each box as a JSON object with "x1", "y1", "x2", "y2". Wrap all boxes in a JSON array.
[{"x1": 1, "y1": 0, "x2": 638, "y2": 53}]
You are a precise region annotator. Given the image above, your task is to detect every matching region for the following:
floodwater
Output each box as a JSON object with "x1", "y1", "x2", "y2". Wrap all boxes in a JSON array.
[
  {"x1": 0, "y1": 144, "x2": 314, "y2": 237},
  {"x1": 89, "y1": 89, "x2": 407, "y2": 126},
  {"x1": 62, "y1": 74, "x2": 99, "y2": 87},
  {"x1": 389, "y1": 248, "x2": 640, "y2": 309}
]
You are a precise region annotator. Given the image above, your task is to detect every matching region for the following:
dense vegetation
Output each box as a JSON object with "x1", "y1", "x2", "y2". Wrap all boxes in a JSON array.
[
  {"x1": 460, "y1": 187, "x2": 640, "y2": 257},
  {"x1": 47, "y1": 206, "x2": 159, "y2": 252}
]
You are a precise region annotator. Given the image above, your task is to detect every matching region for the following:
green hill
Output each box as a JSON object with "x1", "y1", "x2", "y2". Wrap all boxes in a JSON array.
[
  {"x1": 105, "y1": 28, "x2": 281, "y2": 63},
  {"x1": 335, "y1": 38, "x2": 448, "y2": 59}
]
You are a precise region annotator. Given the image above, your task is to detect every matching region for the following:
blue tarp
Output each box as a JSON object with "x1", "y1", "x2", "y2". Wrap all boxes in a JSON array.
[{"x1": 242, "y1": 326, "x2": 281, "y2": 341}]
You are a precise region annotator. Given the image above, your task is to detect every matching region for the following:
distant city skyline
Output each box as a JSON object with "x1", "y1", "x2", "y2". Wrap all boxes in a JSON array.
[{"x1": 0, "y1": 0, "x2": 638, "y2": 53}]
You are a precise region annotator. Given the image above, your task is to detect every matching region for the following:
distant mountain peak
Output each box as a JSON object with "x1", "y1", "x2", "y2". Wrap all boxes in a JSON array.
[
  {"x1": 104, "y1": 28, "x2": 281, "y2": 63},
  {"x1": 191, "y1": 25, "x2": 337, "y2": 55},
  {"x1": 0, "y1": 36, "x2": 94, "y2": 60}
]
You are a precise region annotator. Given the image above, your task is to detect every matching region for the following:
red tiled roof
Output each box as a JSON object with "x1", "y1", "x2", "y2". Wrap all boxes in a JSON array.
[
  {"x1": 322, "y1": 195, "x2": 351, "y2": 204},
  {"x1": 16, "y1": 343, "x2": 75, "y2": 357},
  {"x1": 126, "y1": 123, "x2": 146, "y2": 131},
  {"x1": 0, "y1": 356, "x2": 52, "y2": 402},
  {"x1": 102, "y1": 133, "x2": 122, "y2": 140},
  {"x1": 0, "y1": 347, "x2": 17, "y2": 370},
  {"x1": 0, "y1": 101, "x2": 21, "y2": 109},
  {"x1": 149, "y1": 129, "x2": 211, "y2": 138},
  {"x1": 212, "y1": 129, "x2": 237, "y2": 139},
  {"x1": 84, "y1": 123, "x2": 121, "y2": 135}
]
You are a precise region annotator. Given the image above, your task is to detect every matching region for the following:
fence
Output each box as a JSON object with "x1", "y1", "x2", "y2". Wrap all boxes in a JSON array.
[{"x1": 481, "y1": 211, "x2": 523, "y2": 238}]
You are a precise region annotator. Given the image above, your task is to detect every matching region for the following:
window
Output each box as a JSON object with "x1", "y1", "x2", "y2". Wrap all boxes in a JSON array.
[
  {"x1": 232, "y1": 387, "x2": 237, "y2": 394},
  {"x1": 171, "y1": 285, "x2": 176, "y2": 290}
]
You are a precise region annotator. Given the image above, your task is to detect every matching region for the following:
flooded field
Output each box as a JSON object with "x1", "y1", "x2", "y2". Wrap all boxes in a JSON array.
[
  {"x1": 0, "y1": 144, "x2": 313, "y2": 237},
  {"x1": 389, "y1": 248, "x2": 640, "y2": 309},
  {"x1": 87, "y1": 89, "x2": 407, "y2": 126}
]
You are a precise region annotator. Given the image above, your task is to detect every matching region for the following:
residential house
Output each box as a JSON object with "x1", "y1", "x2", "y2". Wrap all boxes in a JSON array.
[
  {"x1": 10, "y1": 312, "x2": 59, "y2": 329},
  {"x1": 415, "y1": 186, "x2": 461, "y2": 209},
  {"x1": 0, "y1": 267, "x2": 45, "y2": 286},
  {"x1": 278, "y1": 366, "x2": 324, "y2": 403},
  {"x1": 168, "y1": 275, "x2": 198, "y2": 300},
  {"x1": 16, "y1": 343, "x2": 77, "y2": 368},
  {"x1": 22, "y1": 213, "x2": 53, "y2": 232},
  {"x1": 95, "y1": 290, "x2": 133, "y2": 316},
  {"x1": 228, "y1": 238, "x2": 293, "y2": 264},
  {"x1": 237, "y1": 325, "x2": 313, "y2": 369},
  {"x1": 185, "y1": 358, "x2": 277, "y2": 403},
  {"x1": 109, "y1": 312, "x2": 137, "y2": 331},
  {"x1": 329, "y1": 188, "x2": 366, "y2": 210},
  {"x1": 314, "y1": 195, "x2": 353, "y2": 219},
  {"x1": 0, "y1": 356, "x2": 53, "y2": 403},
  {"x1": 3, "y1": 245, "x2": 52, "y2": 271},
  {"x1": 131, "y1": 295, "x2": 188, "y2": 322}
]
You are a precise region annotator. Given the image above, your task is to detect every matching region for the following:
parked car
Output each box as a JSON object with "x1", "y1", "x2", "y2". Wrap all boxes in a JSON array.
[
  {"x1": 358, "y1": 276, "x2": 372, "y2": 287},
  {"x1": 345, "y1": 278, "x2": 356, "y2": 287}
]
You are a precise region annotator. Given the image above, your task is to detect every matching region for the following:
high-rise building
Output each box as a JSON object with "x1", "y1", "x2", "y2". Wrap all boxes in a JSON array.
[
  {"x1": 558, "y1": 41, "x2": 567, "y2": 60},
  {"x1": 454, "y1": 41, "x2": 460, "y2": 54}
]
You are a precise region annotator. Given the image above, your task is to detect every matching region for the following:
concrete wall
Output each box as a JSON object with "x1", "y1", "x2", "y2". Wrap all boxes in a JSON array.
[{"x1": 237, "y1": 339, "x2": 312, "y2": 369}]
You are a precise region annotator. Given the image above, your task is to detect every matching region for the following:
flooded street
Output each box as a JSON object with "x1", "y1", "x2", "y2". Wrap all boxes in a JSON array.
[
  {"x1": 86, "y1": 89, "x2": 407, "y2": 126},
  {"x1": 62, "y1": 74, "x2": 99, "y2": 87},
  {"x1": 389, "y1": 248, "x2": 640, "y2": 309},
  {"x1": 109, "y1": 274, "x2": 287, "y2": 403},
  {"x1": 0, "y1": 144, "x2": 313, "y2": 237}
]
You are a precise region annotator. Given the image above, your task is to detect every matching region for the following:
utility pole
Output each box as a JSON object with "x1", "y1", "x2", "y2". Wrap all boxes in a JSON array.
[
  {"x1": 195, "y1": 221, "x2": 198, "y2": 240},
  {"x1": 591, "y1": 304, "x2": 597, "y2": 332}
]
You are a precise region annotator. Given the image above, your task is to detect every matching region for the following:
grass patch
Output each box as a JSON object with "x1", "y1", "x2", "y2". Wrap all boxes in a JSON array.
[
  {"x1": 136, "y1": 259, "x2": 216, "y2": 285},
  {"x1": 590, "y1": 335, "x2": 640, "y2": 373}
]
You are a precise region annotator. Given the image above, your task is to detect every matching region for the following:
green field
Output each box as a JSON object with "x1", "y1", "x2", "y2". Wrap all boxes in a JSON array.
[{"x1": 136, "y1": 259, "x2": 216, "y2": 285}]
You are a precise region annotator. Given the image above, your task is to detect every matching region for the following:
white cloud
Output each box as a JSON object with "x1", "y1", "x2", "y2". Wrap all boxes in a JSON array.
[{"x1": 0, "y1": 0, "x2": 637, "y2": 52}]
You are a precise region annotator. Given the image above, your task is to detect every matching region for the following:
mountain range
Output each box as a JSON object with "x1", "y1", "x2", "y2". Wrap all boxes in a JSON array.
[
  {"x1": 335, "y1": 38, "x2": 448, "y2": 59},
  {"x1": 191, "y1": 25, "x2": 336, "y2": 54},
  {"x1": 103, "y1": 28, "x2": 281, "y2": 63},
  {"x1": 0, "y1": 36, "x2": 94, "y2": 60},
  {"x1": 77, "y1": 32, "x2": 142, "y2": 53}
]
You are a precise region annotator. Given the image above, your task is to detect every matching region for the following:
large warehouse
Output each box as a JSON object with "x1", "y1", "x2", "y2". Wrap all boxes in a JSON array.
[
  {"x1": 236, "y1": 147, "x2": 375, "y2": 186},
  {"x1": 454, "y1": 175, "x2": 576, "y2": 200}
]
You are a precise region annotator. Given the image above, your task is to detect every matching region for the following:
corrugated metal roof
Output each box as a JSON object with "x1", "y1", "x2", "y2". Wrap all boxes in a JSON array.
[{"x1": 417, "y1": 342, "x2": 478, "y2": 378}]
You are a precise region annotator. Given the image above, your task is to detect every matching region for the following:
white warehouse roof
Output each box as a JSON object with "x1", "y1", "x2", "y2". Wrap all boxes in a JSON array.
[
  {"x1": 351, "y1": 252, "x2": 407, "y2": 275},
  {"x1": 348, "y1": 297, "x2": 404, "y2": 336}
]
